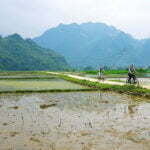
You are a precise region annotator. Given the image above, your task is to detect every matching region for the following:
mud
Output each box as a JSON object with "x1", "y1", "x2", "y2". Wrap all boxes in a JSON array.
[{"x1": 0, "y1": 92, "x2": 150, "y2": 150}]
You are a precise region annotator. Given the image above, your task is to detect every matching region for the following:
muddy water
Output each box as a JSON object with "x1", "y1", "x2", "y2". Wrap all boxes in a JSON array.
[{"x1": 0, "y1": 92, "x2": 150, "y2": 150}]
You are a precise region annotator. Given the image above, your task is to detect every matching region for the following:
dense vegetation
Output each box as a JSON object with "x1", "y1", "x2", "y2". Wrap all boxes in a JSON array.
[
  {"x1": 34, "y1": 22, "x2": 150, "y2": 68},
  {"x1": 0, "y1": 34, "x2": 69, "y2": 71}
]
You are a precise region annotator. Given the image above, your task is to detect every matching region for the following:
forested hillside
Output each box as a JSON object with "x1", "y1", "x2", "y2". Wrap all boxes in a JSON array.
[{"x1": 0, "y1": 34, "x2": 69, "y2": 71}]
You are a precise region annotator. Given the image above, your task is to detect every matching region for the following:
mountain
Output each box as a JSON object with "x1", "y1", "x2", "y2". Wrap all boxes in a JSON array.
[
  {"x1": 0, "y1": 34, "x2": 69, "y2": 71},
  {"x1": 34, "y1": 22, "x2": 150, "y2": 68},
  {"x1": 140, "y1": 39, "x2": 150, "y2": 65}
]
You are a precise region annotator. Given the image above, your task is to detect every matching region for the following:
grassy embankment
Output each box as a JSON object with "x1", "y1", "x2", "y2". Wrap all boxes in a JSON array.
[
  {"x1": 59, "y1": 74, "x2": 150, "y2": 99},
  {"x1": 0, "y1": 88, "x2": 97, "y2": 94}
]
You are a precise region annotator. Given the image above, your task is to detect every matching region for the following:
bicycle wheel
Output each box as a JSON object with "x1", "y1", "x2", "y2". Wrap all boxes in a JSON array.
[{"x1": 126, "y1": 78, "x2": 131, "y2": 84}]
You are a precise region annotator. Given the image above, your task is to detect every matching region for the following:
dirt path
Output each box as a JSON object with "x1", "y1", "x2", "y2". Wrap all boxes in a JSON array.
[{"x1": 47, "y1": 72, "x2": 150, "y2": 89}]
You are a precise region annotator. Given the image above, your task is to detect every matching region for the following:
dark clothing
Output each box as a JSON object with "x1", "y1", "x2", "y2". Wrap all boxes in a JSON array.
[
  {"x1": 99, "y1": 68, "x2": 104, "y2": 73},
  {"x1": 128, "y1": 72, "x2": 136, "y2": 83},
  {"x1": 129, "y1": 65, "x2": 136, "y2": 75}
]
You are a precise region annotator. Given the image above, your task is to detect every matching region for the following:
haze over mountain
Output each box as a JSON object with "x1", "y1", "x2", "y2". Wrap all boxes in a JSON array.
[
  {"x1": 34, "y1": 22, "x2": 150, "y2": 68},
  {"x1": 0, "y1": 34, "x2": 69, "y2": 71}
]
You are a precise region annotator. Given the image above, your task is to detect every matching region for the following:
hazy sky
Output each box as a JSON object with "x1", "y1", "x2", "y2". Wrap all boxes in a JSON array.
[{"x1": 0, "y1": 0, "x2": 150, "y2": 39}]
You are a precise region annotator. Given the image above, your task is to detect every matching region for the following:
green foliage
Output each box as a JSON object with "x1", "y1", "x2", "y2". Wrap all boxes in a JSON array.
[
  {"x1": 0, "y1": 34, "x2": 69, "y2": 71},
  {"x1": 82, "y1": 70, "x2": 99, "y2": 75},
  {"x1": 137, "y1": 68, "x2": 150, "y2": 73},
  {"x1": 0, "y1": 88, "x2": 97, "y2": 94},
  {"x1": 83, "y1": 68, "x2": 150, "y2": 76},
  {"x1": 83, "y1": 69, "x2": 128, "y2": 75}
]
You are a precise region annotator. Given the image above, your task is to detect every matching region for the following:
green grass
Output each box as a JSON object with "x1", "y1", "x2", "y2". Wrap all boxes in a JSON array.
[
  {"x1": 82, "y1": 69, "x2": 150, "y2": 77},
  {"x1": 59, "y1": 74, "x2": 150, "y2": 99},
  {"x1": 0, "y1": 88, "x2": 98, "y2": 94},
  {"x1": 82, "y1": 70, "x2": 99, "y2": 75},
  {"x1": 82, "y1": 69, "x2": 128, "y2": 75}
]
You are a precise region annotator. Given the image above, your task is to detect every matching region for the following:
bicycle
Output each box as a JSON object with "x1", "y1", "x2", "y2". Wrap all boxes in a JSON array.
[
  {"x1": 97, "y1": 74, "x2": 105, "y2": 82},
  {"x1": 126, "y1": 76, "x2": 140, "y2": 86}
]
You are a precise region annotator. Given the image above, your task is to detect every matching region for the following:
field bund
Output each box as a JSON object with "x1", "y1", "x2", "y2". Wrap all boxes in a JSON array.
[{"x1": 0, "y1": 74, "x2": 94, "y2": 94}]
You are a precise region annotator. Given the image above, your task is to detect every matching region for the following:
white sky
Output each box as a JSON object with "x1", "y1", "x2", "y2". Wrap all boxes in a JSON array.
[{"x1": 0, "y1": 0, "x2": 150, "y2": 39}]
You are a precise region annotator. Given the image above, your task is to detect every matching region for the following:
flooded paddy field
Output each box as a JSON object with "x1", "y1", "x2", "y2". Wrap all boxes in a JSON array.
[
  {"x1": 0, "y1": 78, "x2": 90, "y2": 92},
  {"x1": 0, "y1": 92, "x2": 150, "y2": 150}
]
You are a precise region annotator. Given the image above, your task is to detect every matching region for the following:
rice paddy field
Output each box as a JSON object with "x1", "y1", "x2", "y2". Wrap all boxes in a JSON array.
[
  {"x1": 0, "y1": 73, "x2": 90, "y2": 93},
  {"x1": 0, "y1": 92, "x2": 150, "y2": 150},
  {"x1": 0, "y1": 71, "x2": 150, "y2": 150},
  {"x1": 0, "y1": 79, "x2": 90, "y2": 92}
]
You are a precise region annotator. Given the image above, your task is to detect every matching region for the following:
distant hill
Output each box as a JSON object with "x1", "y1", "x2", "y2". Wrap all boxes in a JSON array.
[
  {"x1": 0, "y1": 34, "x2": 69, "y2": 71},
  {"x1": 34, "y1": 22, "x2": 150, "y2": 68}
]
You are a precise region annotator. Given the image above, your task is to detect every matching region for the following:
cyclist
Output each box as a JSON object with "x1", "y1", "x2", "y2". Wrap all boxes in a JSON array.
[
  {"x1": 98, "y1": 66, "x2": 104, "y2": 80},
  {"x1": 128, "y1": 64, "x2": 137, "y2": 83}
]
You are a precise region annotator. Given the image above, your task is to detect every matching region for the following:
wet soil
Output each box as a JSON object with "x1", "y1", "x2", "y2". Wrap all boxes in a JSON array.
[{"x1": 0, "y1": 92, "x2": 150, "y2": 150}]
